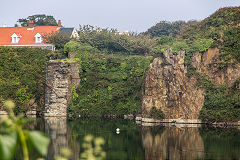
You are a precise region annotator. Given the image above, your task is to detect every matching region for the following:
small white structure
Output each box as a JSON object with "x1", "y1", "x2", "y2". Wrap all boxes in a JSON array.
[
  {"x1": 11, "y1": 33, "x2": 21, "y2": 43},
  {"x1": 34, "y1": 33, "x2": 42, "y2": 43}
]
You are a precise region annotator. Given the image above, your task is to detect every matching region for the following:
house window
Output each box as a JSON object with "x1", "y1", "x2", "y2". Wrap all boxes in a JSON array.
[
  {"x1": 35, "y1": 36, "x2": 42, "y2": 43},
  {"x1": 11, "y1": 33, "x2": 20, "y2": 43},
  {"x1": 13, "y1": 37, "x2": 17, "y2": 43},
  {"x1": 35, "y1": 33, "x2": 42, "y2": 43}
]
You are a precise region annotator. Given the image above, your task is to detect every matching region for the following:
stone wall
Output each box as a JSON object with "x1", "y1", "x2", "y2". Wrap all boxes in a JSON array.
[{"x1": 44, "y1": 60, "x2": 80, "y2": 117}]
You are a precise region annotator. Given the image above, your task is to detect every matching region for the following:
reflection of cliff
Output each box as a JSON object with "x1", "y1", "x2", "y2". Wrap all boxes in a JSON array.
[
  {"x1": 141, "y1": 126, "x2": 204, "y2": 160},
  {"x1": 44, "y1": 117, "x2": 80, "y2": 160}
]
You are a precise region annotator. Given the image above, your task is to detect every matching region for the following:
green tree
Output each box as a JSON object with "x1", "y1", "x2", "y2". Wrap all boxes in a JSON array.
[
  {"x1": 43, "y1": 32, "x2": 71, "y2": 50},
  {"x1": 221, "y1": 26, "x2": 240, "y2": 62},
  {"x1": 78, "y1": 25, "x2": 157, "y2": 55},
  {"x1": 145, "y1": 21, "x2": 186, "y2": 37},
  {"x1": 17, "y1": 14, "x2": 57, "y2": 27}
]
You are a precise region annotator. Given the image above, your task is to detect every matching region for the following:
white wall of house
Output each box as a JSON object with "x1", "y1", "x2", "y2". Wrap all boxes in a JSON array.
[{"x1": 71, "y1": 29, "x2": 79, "y2": 39}]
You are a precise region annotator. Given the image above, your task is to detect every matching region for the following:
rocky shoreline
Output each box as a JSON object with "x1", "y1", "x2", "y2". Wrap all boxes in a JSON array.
[{"x1": 136, "y1": 116, "x2": 240, "y2": 127}]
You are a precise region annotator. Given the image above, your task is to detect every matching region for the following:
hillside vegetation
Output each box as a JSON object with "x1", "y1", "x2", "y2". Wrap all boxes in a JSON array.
[
  {"x1": 66, "y1": 42, "x2": 152, "y2": 117},
  {"x1": 0, "y1": 47, "x2": 50, "y2": 113},
  {"x1": 66, "y1": 6, "x2": 240, "y2": 121},
  {"x1": 1, "y1": 7, "x2": 240, "y2": 121}
]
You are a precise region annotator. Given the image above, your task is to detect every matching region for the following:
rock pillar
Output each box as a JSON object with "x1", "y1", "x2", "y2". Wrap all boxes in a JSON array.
[{"x1": 44, "y1": 60, "x2": 80, "y2": 117}]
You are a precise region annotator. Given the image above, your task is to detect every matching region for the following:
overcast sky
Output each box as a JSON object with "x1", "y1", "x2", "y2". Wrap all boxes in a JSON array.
[{"x1": 1, "y1": 0, "x2": 240, "y2": 32}]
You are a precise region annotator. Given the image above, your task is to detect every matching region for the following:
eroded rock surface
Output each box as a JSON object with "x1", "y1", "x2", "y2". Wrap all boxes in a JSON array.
[
  {"x1": 191, "y1": 47, "x2": 240, "y2": 87},
  {"x1": 44, "y1": 60, "x2": 80, "y2": 117},
  {"x1": 142, "y1": 50, "x2": 204, "y2": 119}
]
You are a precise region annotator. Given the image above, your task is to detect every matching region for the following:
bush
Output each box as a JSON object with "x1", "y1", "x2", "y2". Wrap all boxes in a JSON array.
[
  {"x1": 78, "y1": 25, "x2": 157, "y2": 56},
  {"x1": 149, "y1": 106, "x2": 165, "y2": 119},
  {"x1": 198, "y1": 75, "x2": 240, "y2": 122},
  {"x1": 221, "y1": 26, "x2": 240, "y2": 62}
]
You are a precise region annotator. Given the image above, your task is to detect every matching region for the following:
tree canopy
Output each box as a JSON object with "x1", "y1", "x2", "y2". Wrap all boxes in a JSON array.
[
  {"x1": 17, "y1": 14, "x2": 58, "y2": 27},
  {"x1": 43, "y1": 32, "x2": 71, "y2": 50},
  {"x1": 145, "y1": 21, "x2": 186, "y2": 37}
]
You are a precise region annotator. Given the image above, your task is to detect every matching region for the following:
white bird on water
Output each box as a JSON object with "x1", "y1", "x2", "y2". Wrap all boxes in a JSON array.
[{"x1": 116, "y1": 128, "x2": 120, "y2": 134}]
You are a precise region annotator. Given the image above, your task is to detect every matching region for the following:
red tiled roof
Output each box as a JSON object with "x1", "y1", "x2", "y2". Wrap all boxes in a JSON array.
[{"x1": 0, "y1": 26, "x2": 59, "y2": 45}]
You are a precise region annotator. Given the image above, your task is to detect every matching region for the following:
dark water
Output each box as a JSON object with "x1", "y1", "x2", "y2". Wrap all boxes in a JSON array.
[{"x1": 27, "y1": 118, "x2": 240, "y2": 160}]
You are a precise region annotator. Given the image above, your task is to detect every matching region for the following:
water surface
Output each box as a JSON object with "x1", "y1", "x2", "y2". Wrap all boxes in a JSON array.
[{"x1": 27, "y1": 118, "x2": 240, "y2": 160}]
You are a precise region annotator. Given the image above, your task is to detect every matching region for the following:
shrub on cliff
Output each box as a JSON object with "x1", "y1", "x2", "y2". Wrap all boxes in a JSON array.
[
  {"x1": 197, "y1": 75, "x2": 240, "y2": 122},
  {"x1": 220, "y1": 26, "x2": 240, "y2": 63},
  {"x1": 149, "y1": 106, "x2": 165, "y2": 119}
]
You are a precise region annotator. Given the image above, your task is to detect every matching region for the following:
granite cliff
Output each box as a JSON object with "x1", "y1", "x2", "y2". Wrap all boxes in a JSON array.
[{"x1": 141, "y1": 48, "x2": 240, "y2": 121}]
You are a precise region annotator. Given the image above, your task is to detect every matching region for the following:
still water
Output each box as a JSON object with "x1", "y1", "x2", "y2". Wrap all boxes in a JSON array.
[{"x1": 27, "y1": 118, "x2": 240, "y2": 160}]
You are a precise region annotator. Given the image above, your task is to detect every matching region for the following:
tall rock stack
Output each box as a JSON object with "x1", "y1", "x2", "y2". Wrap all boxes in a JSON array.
[
  {"x1": 141, "y1": 50, "x2": 204, "y2": 120},
  {"x1": 44, "y1": 60, "x2": 80, "y2": 117}
]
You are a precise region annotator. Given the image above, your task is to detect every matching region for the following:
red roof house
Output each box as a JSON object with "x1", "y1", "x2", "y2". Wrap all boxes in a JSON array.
[{"x1": 0, "y1": 20, "x2": 62, "y2": 50}]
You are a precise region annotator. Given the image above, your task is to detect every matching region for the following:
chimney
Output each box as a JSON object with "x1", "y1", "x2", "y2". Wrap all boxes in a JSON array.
[
  {"x1": 28, "y1": 20, "x2": 34, "y2": 28},
  {"x1": 58, "y1": 20, "x2": 62, "y2": 27}
]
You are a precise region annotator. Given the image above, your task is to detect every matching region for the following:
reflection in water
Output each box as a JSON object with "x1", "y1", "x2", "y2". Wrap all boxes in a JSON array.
[
  {"x1": 200, "y1": 126, "x2": 240, "y2": 160},
  {"x1": 140, "y1": 126, "x2": 204, "y2": 160},
  {"x1": 22, "y1": 118, "x2": 240, "y2": 160},
  {"x1": 44, "y1": 117, "x2": 80, "y2": 160},
  {"x1": 68, "y1": 119, "x2": 145, "y2": 160}
]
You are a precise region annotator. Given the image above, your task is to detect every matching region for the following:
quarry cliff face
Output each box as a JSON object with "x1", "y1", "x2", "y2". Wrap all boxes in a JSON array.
[
  {"x1": 141, "y1": 48, "x2": 240, "y2": 119},
  {"x1": 191, "y1": 48, "x2": 240, "y2": 87},
  {"x1": 142, "y1": 50, "x2": 204, "y2": 119}
]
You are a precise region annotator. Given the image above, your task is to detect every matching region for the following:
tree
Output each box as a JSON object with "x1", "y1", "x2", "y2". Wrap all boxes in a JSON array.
[
  {"x1": 17, "y1": 14, "x2": 57, "y2": 27},
  {"x1": 43, "y1": 32, "x2": 71, "y2": 50},
  {"x1": 78, "y1": 25, "x2": 157, "y2": 55},
  {"x1": 145, "y1": 21, "x2": 186, "y2": 37}
]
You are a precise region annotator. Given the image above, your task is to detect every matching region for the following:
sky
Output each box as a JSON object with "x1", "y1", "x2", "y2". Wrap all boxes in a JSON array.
[{"x1": 1, "y1": 0, "x2": 240, "y2": 33}]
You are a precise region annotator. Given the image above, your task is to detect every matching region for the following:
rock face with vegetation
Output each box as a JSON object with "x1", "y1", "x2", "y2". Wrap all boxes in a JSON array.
[
  {"x1": 141, "y1": 6, "x2": 240, "y2": 122},
  {"x1": 142, "y1": 46, "x2": 240, "y2": 121},
  {"x1": 191, "y1": 48, "x2": 240, "y2": 87},
  {"x1": 142, "y1": 50, "x2": 204, "y2": 119}
]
